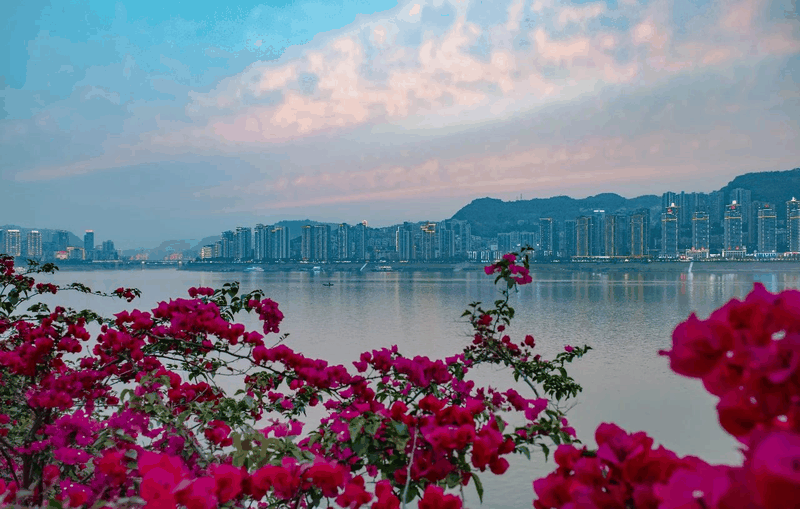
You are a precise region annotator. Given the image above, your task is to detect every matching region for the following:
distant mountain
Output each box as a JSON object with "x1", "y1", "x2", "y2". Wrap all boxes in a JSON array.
[
  {"x1": 720, "y1": 167, "x2": 800, "y2": 206},
  {"x1": 272, "y1": 219, "x2": 344, "y2": 240},
  {"x1": 451, "y1": 166, "x2": 800, "y2": 236},
  {"x1": 451, "y1": 194, "x2": 660, "y2": 237},
  {"x1": 0, "y1": 225, "x2": 83, "y2": 247}
]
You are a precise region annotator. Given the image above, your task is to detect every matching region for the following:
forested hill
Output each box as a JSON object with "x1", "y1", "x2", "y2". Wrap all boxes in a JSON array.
[
  {"x1": 720, "y1": 168, "x2": 800, "y2": 205},
  {"x1": 451, "y1": 167, "x2": 800, "y2": 237},
  {"x1": 451, "y1": 194, "x2": 659, "y2": 237}
]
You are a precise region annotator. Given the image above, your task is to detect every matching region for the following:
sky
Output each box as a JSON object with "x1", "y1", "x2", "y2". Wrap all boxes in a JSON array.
[{"x1": 1, "y1": 0, "x2": 799, "y2": 248}]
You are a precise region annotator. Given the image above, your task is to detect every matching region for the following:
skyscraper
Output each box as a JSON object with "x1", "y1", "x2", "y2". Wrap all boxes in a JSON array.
[
  {"x1": 539, "y1": 218, "x2": 554, "y2": 256},
  {"x1": 420, "y1": 223, "x2": 436, "y2": 260},
  {"x1": 629, "y1": 209, "x2": 650, "y2": 258},
  {"x1": 757, "y1": 205, "x2": 777, "y2": 253},
  {"x1": 730, "y1": 189, "x2": 752, "y2": 228},
  {"x1": 220, "y1": 230, "x2": 235, "y2": 259},
  {"x1": 562, "y1": 220, "x2": 576, "y2": 258},
  {"x1": 604, "y1": 214, "x2": 627, "y2": 257},
  {"x1": 234, "y1": 227, "x2": 252, "y2": 261},
  {"x1": 84, "y1": 230, "x2": 95, "y2": 261},
  {"x1": 662, "y1": 192, "x2": 678, "y2": 211},
  {"x1": 27, "y1": 230, "x2": 42, "y2": 258},
  {"x1": 497, "y1": 232, "x2": 512, "y2": 254},
  {"x1": 312, "y1": 225, "x2": 330, "y2": 261},
  {"x1": 591, "y1": 210, "x2": 605, "y2": 256},
  {"x1": 301, "y1": 225, "x2": 314, "y2": 261},
  {"x1": 4, "y1": 230, "x2": 21, "y2": 257},
  {"x1": 397, "y1": 223, "x2": 414, "y2": 261},
  {"x1": 101, "y1": 240, "x2": 117, "y2": 260},
  {"x1": 691, "y1": 211, "x2": 710, "y2": 251},
  {"x1": 336, "y1": 224, "x2": 350, "y2": 260},
  {"x1": 437, "y1": 224, "x2": 455, "y2": 259},
  {"x1": 724, "y1": 202, "x2": 744, "y2": 255},
  {"x1": 787, "y1": 198, "x2": 800, "y2": 253},
  {"x1": 661, "y1": 206, "x2": 679, "y2": 258},
  {"x1": 576, "y1": 216, "x2": 593, "y2": 257},
  {"x1": 708, "y1": 191, "x2": 725, "y2": 227},
  {"x1": 354, "y1": 221, "x2": 367, "y2": 261},
  {"x1": 254, "y1": 224, "x2": 269, "y2": 261},
  {"x1": 56, "y1": 230, "x2": 70, "y2": 251},
  {"x1": 271, "y1": 227, "x2": 290, "y2": 260}
]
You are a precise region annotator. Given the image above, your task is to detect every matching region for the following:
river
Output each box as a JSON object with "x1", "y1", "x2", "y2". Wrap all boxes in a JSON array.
[{"x1": 32, "y1": 266, "x2": 799, "y2": 508}]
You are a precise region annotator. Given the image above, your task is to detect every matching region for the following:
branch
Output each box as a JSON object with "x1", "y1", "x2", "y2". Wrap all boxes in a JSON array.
[
  {"x1": 401, "y1": 427, "x2": 418, "y2": 509},
  {"x1": 0, "y1": 436, "x2": 20, "y2": 486}
]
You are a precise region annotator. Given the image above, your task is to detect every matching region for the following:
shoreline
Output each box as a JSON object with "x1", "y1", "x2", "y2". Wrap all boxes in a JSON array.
[{"x1": 45, "y1": 259, "x2": 800, "y2": 274}]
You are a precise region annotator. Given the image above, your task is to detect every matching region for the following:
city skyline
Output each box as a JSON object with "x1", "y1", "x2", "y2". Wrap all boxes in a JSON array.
[
  {"x1": 2, "y1": 0, "x2": 799, "y2": 248},
  {"x1": 6, "y1": 184, "x2": 800, "y2": 261}
]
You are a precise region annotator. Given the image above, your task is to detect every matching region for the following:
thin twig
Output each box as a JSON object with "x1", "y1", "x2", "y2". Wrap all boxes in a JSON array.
[{"x1": 401, "y1": 427, "x2": 418, "y2": 509}]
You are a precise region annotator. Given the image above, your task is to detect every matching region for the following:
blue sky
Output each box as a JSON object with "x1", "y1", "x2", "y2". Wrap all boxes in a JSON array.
[{"x1": 1, "y1": 0, "x2": 799, "y2": 248}]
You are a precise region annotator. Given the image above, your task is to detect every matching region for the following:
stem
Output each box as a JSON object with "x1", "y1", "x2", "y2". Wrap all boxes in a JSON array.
[
  {"x1": 401, "y1": 427, "x2": 418, "y2": 509},
  {"x1": 0, "y1": 436, "x2": 20, "y2": 486}
]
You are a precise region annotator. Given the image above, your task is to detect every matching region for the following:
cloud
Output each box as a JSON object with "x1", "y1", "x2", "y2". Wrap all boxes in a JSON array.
[
  {"x1": 556, "y1": 3, "x2": 606, "y2": 28},
  {"x1": 6, "y1": 0, "x2": 800, "y2": 196}
]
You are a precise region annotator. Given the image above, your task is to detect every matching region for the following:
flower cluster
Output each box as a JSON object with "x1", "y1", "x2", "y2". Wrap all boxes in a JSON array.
[
  {"x1": 533, "y1": 282, "x2": 800, "y2": 509},
  {"x1": 0, "y1": 252, "x2": 587, "y2": 509}
]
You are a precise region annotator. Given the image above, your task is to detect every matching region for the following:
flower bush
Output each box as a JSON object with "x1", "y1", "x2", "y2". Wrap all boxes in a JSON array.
[
  {"x1": 0, "y1": 252, "x2": 588, "y2": 508},
  {"x1": 532, "y1": 282, "x2": 800, "y2": 508}
]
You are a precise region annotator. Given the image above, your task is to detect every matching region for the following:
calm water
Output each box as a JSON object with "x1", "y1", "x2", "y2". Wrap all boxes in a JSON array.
[{"x1": 34, "y1": 267, "x2": 800, "y2": 508}]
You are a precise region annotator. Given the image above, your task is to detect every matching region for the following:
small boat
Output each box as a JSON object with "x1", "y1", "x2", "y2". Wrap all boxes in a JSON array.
[
  {"x1": 322, "y1": 283, "x2": 334, "y2": 287},
  {"x1": 244, "y1": 266, "x2": 264, "y2": 272}
]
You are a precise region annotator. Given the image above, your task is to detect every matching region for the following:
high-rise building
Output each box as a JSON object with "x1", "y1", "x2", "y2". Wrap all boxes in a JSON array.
[
  {"x1": 354, "y1": 221, "x2": 368, "y2": 260},
  {"x1": 84, "y1": 230, "x2": 95, "y2": 261},
  {"x1": 708, "y1": 191, "x2": 725, "y2": 227},
  {"x1": 254, "y1": 224, "x2": 270, "y2": 261},
  {"x1": 562, "y1": 220, "x2": 576, "y2": 258},
  {"x1": 101, "y1": 240, "x2": 117, "y2": 260},
  {"x1": 730, "y1": 189, "x2": 752, "y2": 228},
  {"x1": 604, "y1": 214, "x2": 627, "y2": 257},
  {"x1": 301, "y1": 225, "x2": 314, "y2": 261},
  {"x1": 437, "y1": 224, "x2": 455, "y2": 259},
  {"x1": 724, "y1": 202, "x2": 744, "y2": 254},
  {"x1": 787, "y1": 198, "x2": 800, "y2": 253},
  {"x1": 497, "y1": 232, "x2": 513, "y2": 254},
  {"x1": 270, "y1": 227, "x2": 290, "y2": 260},
  {"x1": 397, "y1": 223, "x2": 414, "y2": 261},
  {"x1": 420, "y1": 223, "x2": 436, "y2": 260},
  {"x1": 539, "y1": 218, "x2": 554, "y2": 256},
  {"x1": 591, "y1": 210, "x2": 605, "y2": 256},
  {"x1": 56, "y1": 230, "x2": 70, "y2": 251},
  {"x1": 757, "y1": 205, "x2": 777, "y2": 254},
  {"x1": 691, "y1": 211, "x2": 710, "y2": 251},
  {"x1": 336, "y1": 224, "x2": 349, "y2": 260},
  {"x1": 220, "y1": 230, "x2": 235, "y2": 259},
  {"x1": 234, "y1": 227, "x2": 252, "y2": 261},
  {"x1": 520, "y1": 231, "x2": 536, "y2": 252},
  {"x1": 661, "y1": 205, "x2": 679, "y2": 258},
  {"x1": 662, "y1": 192, "x2": 678, "y2": 211},
  {"x1": 200, "y1": 246, "x2": 214, "y2": 260},
  {"x1": 312, "y1": 225, "x2": 330, "y2": 261},
  {"x1": 4, "y1": 230, "x2": 21, "y2": 257},
  {"x1": 576, "y1": 216, "x2": 593, "y2": 257},
  {"x1": 630, "y1": 209, "x2": 650, "y2": 258},
  {"x1": 27, "y1": 230, "x2": 42, "y2": 258}
]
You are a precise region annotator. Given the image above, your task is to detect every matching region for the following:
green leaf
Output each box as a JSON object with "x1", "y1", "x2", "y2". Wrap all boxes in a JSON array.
[
  {"x1": 349, "y1": 415, "x2": 365, "y2": 440},
  {"x1": 472, "y1": 473, "x2": 484, "y2": 503},
  {"x1": 541, "y1": 444, "x2": 550, "y2": 461}
]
